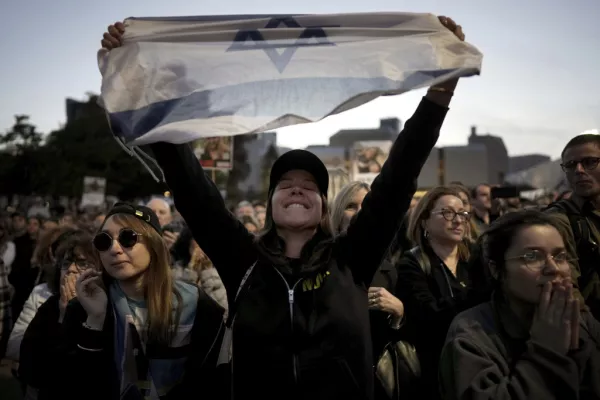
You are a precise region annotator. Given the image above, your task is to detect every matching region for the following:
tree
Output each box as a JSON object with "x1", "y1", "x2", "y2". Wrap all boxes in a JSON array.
[
  {"x1": 0, "y1": 96, "x2": 162, "y2": 198},
  {"x1": 40, "y1": 95, "x2": 162, "y2": 198},
  {"x1": 0, "y1": 115, "x2": 44, "y2": 153},
  {"x1": 0, "y1": 115, "x2": 45, "y2": 195}
]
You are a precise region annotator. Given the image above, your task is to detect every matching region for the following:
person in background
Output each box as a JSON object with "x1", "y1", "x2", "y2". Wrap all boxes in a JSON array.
[
  {"x1": 330, "y1": 181, "x2": 408, "y2": 400},
  {"x1": 6, "y1": 227, "x2": 76, "y2": 363},
  {"x1": 147, "y1": 198, "x2": 180, "y2": 251},
  {"x1": 235, "y1": 200, "x2": 255, "y2": 219},
  {"x1": 11, "y1": 212, "x2": 27, "y2": 237},
  {"x1": 546, "y1": 134, "x2": 600, "y2": 320},
  {"x1": 240, "y1": 215, "x2": 260, "y2": 234},
  {"x1": 450, "y1": 184, "x2": 477, "y2": 241},
  {"x1": 18, "y1": 229, "x2": 95, "y2": 400},
  {"x1": 471, "y1": 183, "x2": 492, "y2": 235},
  {"x1": 146, "y1": 198, "x2": 173, "y2": 227},
  {"x1": 253, "y1": 201, "x2": 266, "y2": 215},
  {"x1": 171, "y1": 228, "x2": 229, "y2": 311},
  {"x1": 439, "y1": 210, "x2": 599, "y2": 400},
  {"x1": 59, "y1": 213, "x2": 75, "y2": 227},
  {"x1": 396, "y1": 186, "x2": 480, "y2": 400},
  {"x1": 1, "y1": 219, "x2": 16, "y2": 270},
  {"x1": 0, "y1": 219, "x2": 14, "y2": 359},
  {"x1": 27, "y1": 197, "x2": 50, "y2": 220},
  {"x1": 9, "y1": 215, "x2": 43, "y2": 325}
]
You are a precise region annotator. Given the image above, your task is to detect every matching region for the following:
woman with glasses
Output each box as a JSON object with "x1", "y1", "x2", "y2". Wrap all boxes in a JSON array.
[
  {"x1": 62, "y1": 203, "x2": 224, "y2": 400},
  {"x1": 439, "y1": 210, "x2": 600, "y2": 399},
  {"x1": 18, "y1": 228, "x2": 96, "y2": 399},
  {"x1": 395, "y1": 186, "x2": 482, "y2": 400},
  {"x1": 6, "y1": 227, "x2": 77, "y2": 364}
]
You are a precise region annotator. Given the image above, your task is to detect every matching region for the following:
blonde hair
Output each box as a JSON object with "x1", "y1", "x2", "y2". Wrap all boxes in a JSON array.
[
  {"x1": 330, "y1": 181, "x2": 371, "y2": 234},
  {"x1": 104, "y1": 214, "x2": 182, "y2": 345},
  {"x1": 407, "y1": 186, "x2": 471, "y2": 262}
]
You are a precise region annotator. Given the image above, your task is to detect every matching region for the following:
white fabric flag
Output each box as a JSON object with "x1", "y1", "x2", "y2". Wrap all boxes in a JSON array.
[{"x1": 98, "y1": 13, "x2": 483, "y2": 146}]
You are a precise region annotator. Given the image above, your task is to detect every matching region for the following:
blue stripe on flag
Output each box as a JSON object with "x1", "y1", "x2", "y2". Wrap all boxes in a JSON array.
[{"x1": 109, "y1": 70, "x2": 474, "y2": 141}]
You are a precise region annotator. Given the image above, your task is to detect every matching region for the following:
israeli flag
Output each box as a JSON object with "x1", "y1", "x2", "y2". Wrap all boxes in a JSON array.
[{"x1": 99, "y1": 13, "x2": 483, "y2": 146}]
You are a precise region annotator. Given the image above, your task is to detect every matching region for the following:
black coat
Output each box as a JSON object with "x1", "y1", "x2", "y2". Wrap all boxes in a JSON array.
[{"x1": 150, "y1": 97, "x2": 448, "y2": 400}]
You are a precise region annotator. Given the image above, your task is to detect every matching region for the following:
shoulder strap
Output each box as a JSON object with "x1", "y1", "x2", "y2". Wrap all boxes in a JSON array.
[
  {"x1": 225, "y1": 261, "x2": 257, "y2": 327},
  {"x1": 408, "y1": 246, "x2": 431, "y2": 276}
]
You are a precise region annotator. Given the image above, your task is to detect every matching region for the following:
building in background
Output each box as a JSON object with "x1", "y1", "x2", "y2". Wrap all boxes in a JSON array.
[
  {"x1": 442, "y1": 145, "x2": 489, "y2": 186},
  {"x1": 328, "y1": 118, "x2": 401, "y2": 152},
  {"x1": 468, "y1": 126, "x2": 509, "y2": 185},
  {"x1": 509, "y1": 154, "x2": 551, "y2": 174},
  {"x1": 305, "y1": 145, "x2": 347, "y2": 170}
]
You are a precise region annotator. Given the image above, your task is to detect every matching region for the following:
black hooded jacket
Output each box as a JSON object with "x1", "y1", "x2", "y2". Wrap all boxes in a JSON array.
[{"x1": 149, "y1": 97, "x2": 448, "y2": 400}]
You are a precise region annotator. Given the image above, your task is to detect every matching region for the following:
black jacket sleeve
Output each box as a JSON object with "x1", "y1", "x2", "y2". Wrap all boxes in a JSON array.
[
  {"x1": 149, "y1": 142, "x2": 257, "y2": 293},
  {"x1": 340, "y1": 98, "x2": 447, "y2": 286},
  {"x1": 18, "y1": 296, "x2": 63, "y2": 391}
]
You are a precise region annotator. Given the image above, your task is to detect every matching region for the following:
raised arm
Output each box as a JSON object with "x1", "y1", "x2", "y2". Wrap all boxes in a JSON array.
[
  {"x1": 98, "y1": 22, "x2": 257, "y2": 291},
  {"x1": 150, "y1": 142, "x2": 257, "y2": 292},
  {"x1": 340, "y1": 17, "x2": 464, "y2": 286},
  {"x1": 342, "y1": 94, "x2": 449, "y2": 285}
]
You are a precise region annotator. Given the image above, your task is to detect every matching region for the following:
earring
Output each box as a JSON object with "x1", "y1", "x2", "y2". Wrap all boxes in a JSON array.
[{"x1": 424, "y1": 230, "x2": 430, "y2": 238}]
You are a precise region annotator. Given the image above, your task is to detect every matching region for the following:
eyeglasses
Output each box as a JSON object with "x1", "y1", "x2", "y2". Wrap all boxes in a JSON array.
[
  {"x1": 60, "y1": 258, "x2": 93, "y2": 272},
  {"x1": 560, "y1": 157, "x2": 600, "y2": 172},
  {"x1": 506, "y1": 250, "x2": 575, "y2": 271},
  {"x1": 431, "y1": 209, "x2": 471, "y2": 222},
  {"x1": 93, "y1": 229, "x2": 140, "y2": 252}
]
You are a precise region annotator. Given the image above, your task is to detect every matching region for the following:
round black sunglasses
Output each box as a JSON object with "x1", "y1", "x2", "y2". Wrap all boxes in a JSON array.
[{"x1": 93, "y1": 229, "x2": 140, "y2": 252}]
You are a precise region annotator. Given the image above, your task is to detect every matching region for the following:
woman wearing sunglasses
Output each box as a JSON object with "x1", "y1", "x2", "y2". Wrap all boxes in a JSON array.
[{"x1": 61, "y1": 203, "x2": 224, "y2": 400}]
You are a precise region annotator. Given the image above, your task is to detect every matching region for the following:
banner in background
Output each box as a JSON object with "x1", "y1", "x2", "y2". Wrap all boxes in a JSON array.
[
  {"x1": 98, "y1": 13, "x2": 483, "y2": 145},
  {"x1": 81, "y1": 176, "x2": 107, "y2": 207},
  {"x1": 193, "y1": 136, "x2": 233, "y2": 170},
  {"x1": 352, "y1": 141, "x2": 392, "y2": 184}
]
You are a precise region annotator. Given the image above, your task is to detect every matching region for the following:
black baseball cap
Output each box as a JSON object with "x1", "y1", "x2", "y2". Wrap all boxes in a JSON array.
[
  {"x1": 104, "y1": 202, "x2": 162, "y2": 235},
  {"x1": 269, "y1": 149, "x2": 329, "y2": 197}
]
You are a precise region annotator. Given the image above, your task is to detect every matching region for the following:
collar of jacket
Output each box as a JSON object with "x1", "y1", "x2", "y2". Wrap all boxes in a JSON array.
[
  {"x1": 491, "y1": 290, "x2": 530, "y2": 340},
  {"x1": 257, "y1": 228, "x2": 334, "y2": 275}
]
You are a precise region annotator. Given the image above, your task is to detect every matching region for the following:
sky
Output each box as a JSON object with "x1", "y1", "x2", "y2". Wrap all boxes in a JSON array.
[{"x1": 0, "y1": 0, "x2": 598, "y2": 159}]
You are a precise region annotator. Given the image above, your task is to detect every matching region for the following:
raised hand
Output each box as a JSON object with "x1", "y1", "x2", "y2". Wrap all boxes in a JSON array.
[
  {"x1": 75, "y1": 269, "x2": 107, "y2": 329},
  {"x1": 58, "y1": 273, "x2": 79, "y2": 322},
  {"x1": 101, "y1": 22, "x2": 125, "y2": 50},
  {"x1": 438, "y1": 16, "x2": 465, "y2": 41},
  {"x1": 530, "y1": 281, "x2": 578, "y2": 355}
]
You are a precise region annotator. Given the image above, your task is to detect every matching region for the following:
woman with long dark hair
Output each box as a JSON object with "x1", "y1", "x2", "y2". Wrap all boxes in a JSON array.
[
  {"x1": 440, "y1": 210, "x2": 600, "y2": 399},
  {"x1": 101, "y1": 16, "x2": 466, "y2": 400}
]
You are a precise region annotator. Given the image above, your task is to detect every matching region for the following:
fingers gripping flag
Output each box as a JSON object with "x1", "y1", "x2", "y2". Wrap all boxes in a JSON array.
[{"x1": 98, "y1": 13, "x2": 483, "y2": 146}]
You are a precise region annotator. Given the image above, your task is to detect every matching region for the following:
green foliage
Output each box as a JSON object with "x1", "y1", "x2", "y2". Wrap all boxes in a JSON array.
[{"x1": 0, "y1": 95, "x2": 162, "y2": 198}]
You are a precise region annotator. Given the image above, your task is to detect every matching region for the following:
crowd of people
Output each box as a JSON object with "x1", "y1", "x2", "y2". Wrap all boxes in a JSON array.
[{"x1": 0, "y1": 16, "x2": 599, "y2": 400}]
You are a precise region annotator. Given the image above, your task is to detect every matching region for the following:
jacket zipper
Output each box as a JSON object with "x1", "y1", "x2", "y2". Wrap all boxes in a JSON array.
[{"x1": 273, "y1": 267, "x2": 302, "y2": 383}]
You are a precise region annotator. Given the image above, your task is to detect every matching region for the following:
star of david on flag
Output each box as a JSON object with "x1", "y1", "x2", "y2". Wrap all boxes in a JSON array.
[{"x1": 98, "y1": 13, "x2": 483, "y2": 146}]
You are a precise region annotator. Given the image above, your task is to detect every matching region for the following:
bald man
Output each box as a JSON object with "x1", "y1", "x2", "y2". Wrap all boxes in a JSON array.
[
  {"x1": 146, "y1": 198, "x2": 173, "y2": 227},
  {"x1": 146, "y1": 198, "x2": 178, "y2": 250}
]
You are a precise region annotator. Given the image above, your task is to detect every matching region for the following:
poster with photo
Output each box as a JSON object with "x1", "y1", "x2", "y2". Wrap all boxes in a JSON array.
[
  {"x1": 352, "y1": 141, "x2": 392, "y2": 184},
  {"x1": 192, "y1": 136, "x2": 233, "y2": 170}
]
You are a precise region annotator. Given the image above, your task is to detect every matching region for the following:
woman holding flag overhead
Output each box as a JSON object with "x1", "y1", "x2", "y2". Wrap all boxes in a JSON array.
[{"x1": 102, "y1": 16, "x2": 466, "y2": 400}]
